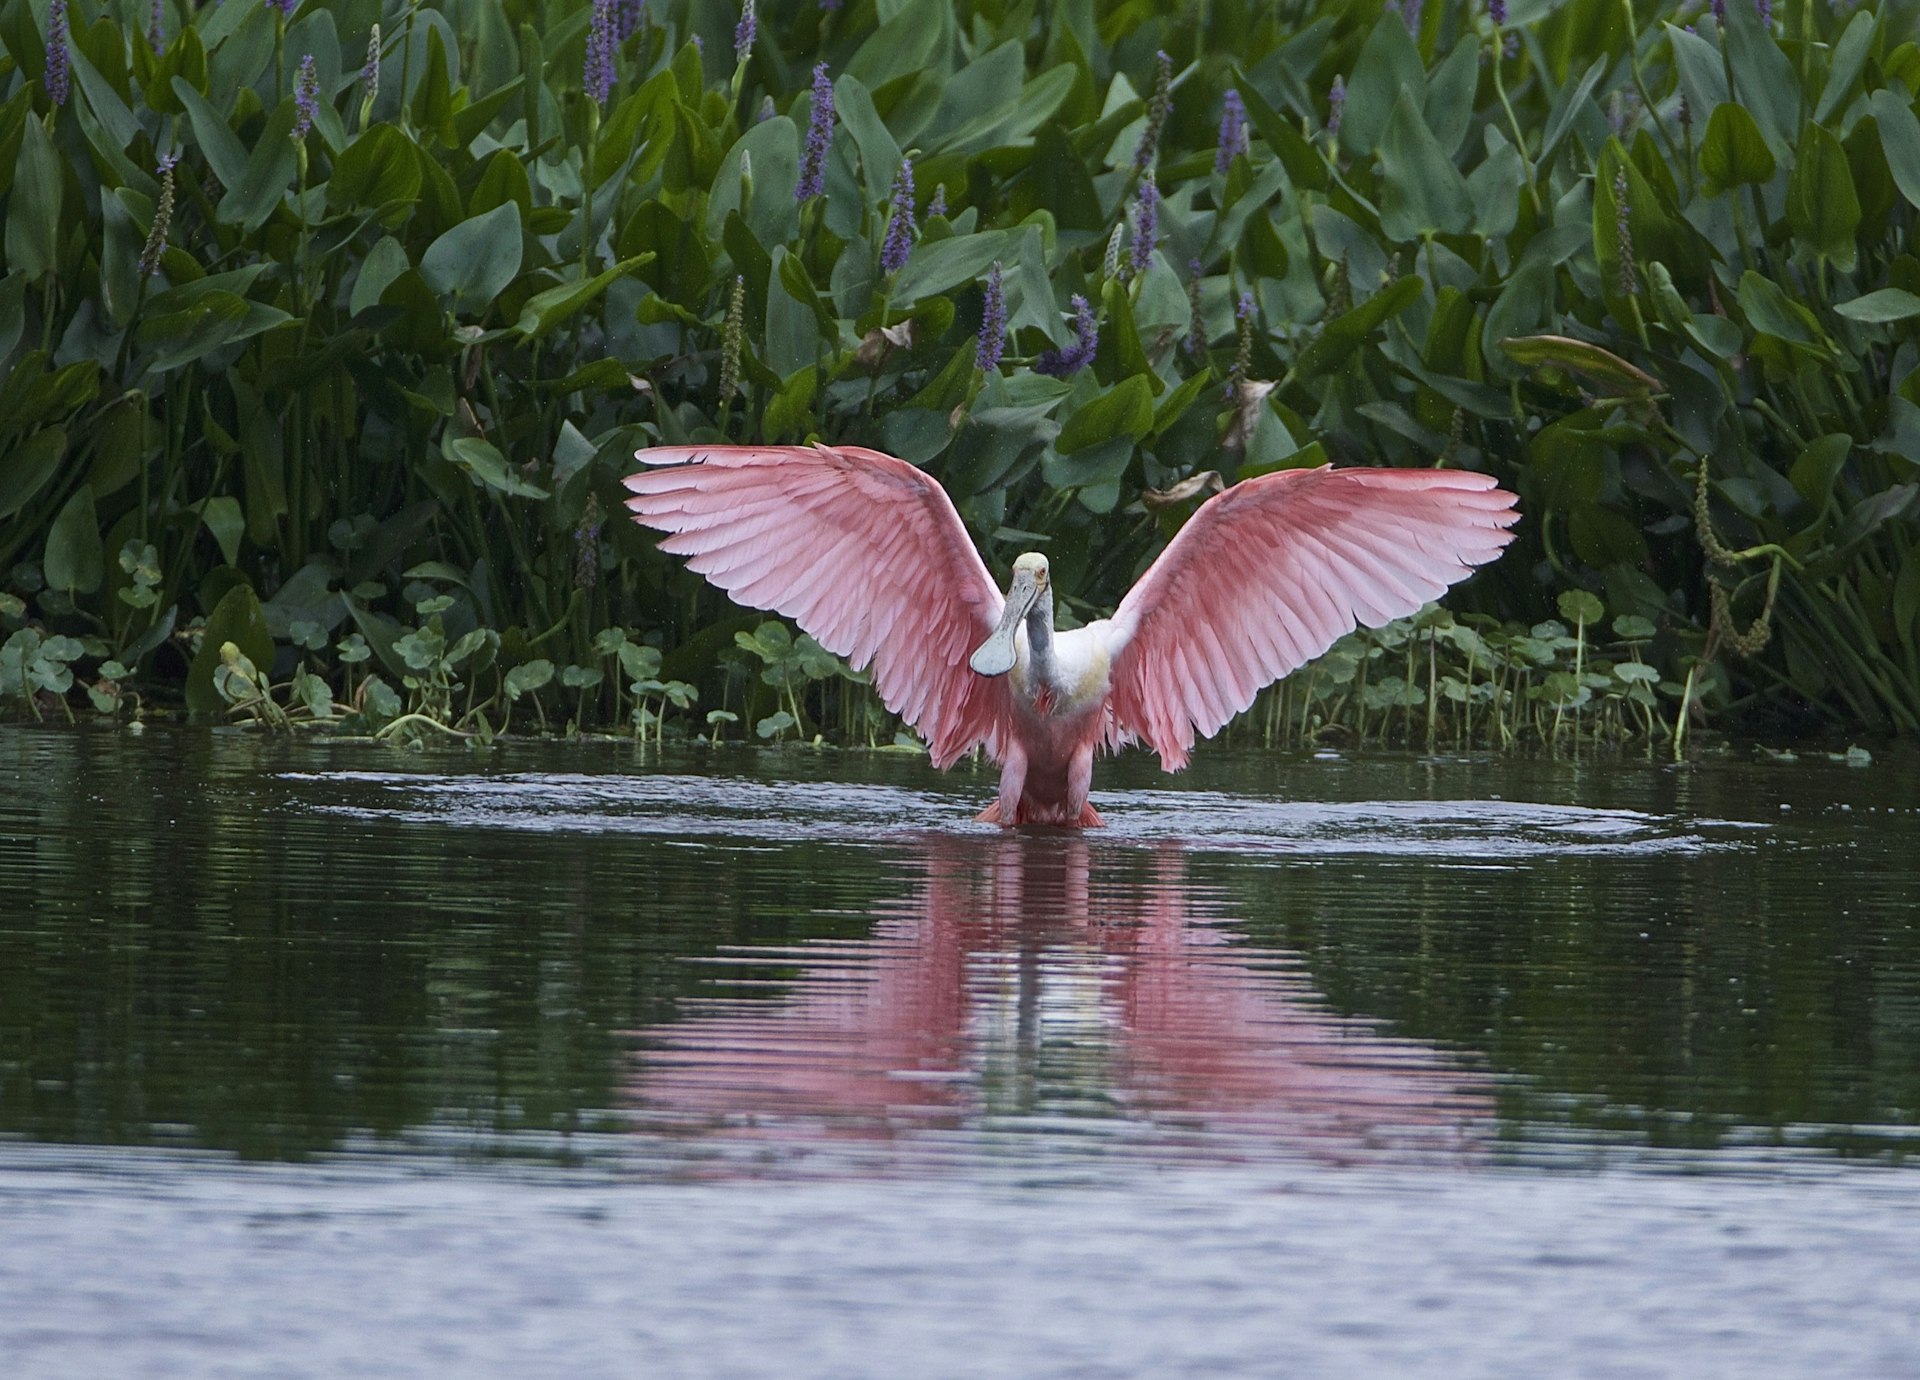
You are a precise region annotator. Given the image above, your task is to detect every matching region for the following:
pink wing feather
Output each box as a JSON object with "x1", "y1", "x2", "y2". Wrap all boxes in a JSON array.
[
  {"x1": 624, "y1": 445, "x2": 1010, "y2": 767},
  {"x1": 1106, "y1": 466, "x2": 1519, "y2": 770}
]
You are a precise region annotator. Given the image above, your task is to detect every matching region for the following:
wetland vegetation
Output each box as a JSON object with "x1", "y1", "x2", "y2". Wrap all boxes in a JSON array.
[{"x1": 3, "y1": 0, "x2": 1920, "y2": 748}]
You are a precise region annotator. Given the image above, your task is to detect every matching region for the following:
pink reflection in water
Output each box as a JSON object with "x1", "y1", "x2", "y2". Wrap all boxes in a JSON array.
[{"x1": 626, "y1": 837, "x2": 1488, "y2": 1170}]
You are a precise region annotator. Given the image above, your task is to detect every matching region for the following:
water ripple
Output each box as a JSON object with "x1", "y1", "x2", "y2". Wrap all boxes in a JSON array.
[{"x1": 283, "y1": 768, "x2": 1758, "y2": 859}]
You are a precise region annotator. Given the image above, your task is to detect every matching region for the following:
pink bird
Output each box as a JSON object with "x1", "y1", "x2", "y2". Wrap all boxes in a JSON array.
[{"x1": 625, "y1": 445, "x2": 1518, "y2": 827}]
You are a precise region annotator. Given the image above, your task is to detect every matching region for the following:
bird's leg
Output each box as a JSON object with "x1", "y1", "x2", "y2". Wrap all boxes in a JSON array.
[{"x1": 981, "y1": 746, "x2": 1028, "y2": 826}]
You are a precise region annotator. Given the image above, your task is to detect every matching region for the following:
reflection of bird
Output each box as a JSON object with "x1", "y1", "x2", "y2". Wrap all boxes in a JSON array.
[
  {"x1": 626, "y1": 446, "x2": 1517, "y2": 825},
  {"x1": 627, "y1": 835, "x2": 1488, "y2": 1169}
]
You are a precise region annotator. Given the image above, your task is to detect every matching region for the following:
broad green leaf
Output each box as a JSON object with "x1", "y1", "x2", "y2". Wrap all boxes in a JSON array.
[
  {"x1": 1292, "y1": 277, "x2": 1423, "y2": 381},
  {"x1": 412, "y1": 25, "x2": 456, "y2": 143},
  {"x1": 878, "y1": 408, "x2": 952, "y2": 465},
  {"x1": 835, "y1": 74, "x2": 902, "y2": 209},
  {"x1": 172, "y1": 78, "x2": 250, "y2": 192},
  {"x1": 846, "y1": 0, "x2": 948, "y2": 91},
  {"x1": 194, "y1": 495, "x2": 246, "y2": 566},
  {"x1": 1340, "y1": 12, "x2": 1424, "y2": 157},
  {"x1": 187, "y1": 584, "x2": 274, "y2": 715},
  {"x1": 453, "y1": 76, "x2": 525, "y2": 150},
  {"x1": 765, "y1": 248, "x2": 820, "y2": 377},
  {"x1": 1043, "y1": 435, "x2": 1132, "y2": 497},
  {"x1": 0, "y1": 427, "x2": 68, "y2": 519},
  {"x1": 67, "y1": 42, "x2": 142, "y2": 155},
  {"x1": 1539, "y1": 56, "x2": 1605, "y2": 169},
  {"x1": 43, "y1": 485, "x2": 102, "y2": 595},
  {"x1": 446, "y1": 436, "x2": 549, "y2": 499},
  {"x1": 1789, "y1": 433, "x2": 1852, "y2": 512},
  {"x1": 1557, "y1": 589, "x2": 1604, "y2": 626},
  {"x1": 704, "y1": 115, "x2": 801, "y2": 245},
  {"x1": 1835, "y1": 288, "x2": 1920, "y2": 323},
  {"x1": 935, "y1": 61, "x2": 1076, "y2": 157},
  {"x1": 1056, "y1": 375, "x2": 1153, "y2": 453},
  {"x1": 1816, "y1": 9, "x2": 1878, "y2": 126},
  {"x1": 1787, "y1": 123, "x2": 1860, "y2": 269},
  {"x1": 1722, "y1": 0, "x2": 1798, "y2": 157},
  {"x1": 1896, "y1": 546, "x2": 1920, "y2": 651},
  {"x1": 763, "y1": 366, "x2": 817, "y2": 439},
  {"x1": 5, "y1": 115, "x2": 62, "y2": 279},
  {"x1": 1422, "y1": 38, "x2": 1478, "y2": 160},
  {"x1": 0, "y1": 272, "x2": 25, "y2": 362},
  {"x1": 350, "y1": 237, "x2": 411, "y2": 316},
  {"x1": 919, "y1": 41, "x2": 1023, "y2": 150},
  {"x1": 146, "y1": 24, "x2": 208, "y2": 115},
  {"x1": 1498, "y1": 336, "x2": 1663, "y2": 395},
  {"x1": 512, "y1": 256, "x2": 650, "y2": 340},
  {"x1": 504, "y1": 658, "x2": 554, "y2": 698},
  {"x1": 1737, "y1": 270, "x2": 1827, "y2": 350},
  {"x1": 1595, "y1": 139, "x2": 1704, "y2": 297},
  {"x1": 1008, "y1": 121, "x2": 1102, "y2": 231},
  {"x1": 890, "y1": 232, "x2": 1009, "y2": 306},
  {"x1": 1833, "y1": 483, "x2": 1918, "y2": 549},
  {"x1": 217, "y1": 98, "x2": 298, "y2": 232},
  {"x1": 1099, "y1": 278, "x2": 1153, "y2": 389},
  {"x1": 1664, "y1": 26, "x2": 1729, "y2": 124},
  {"x1": 326, "y1": 124, "x2": 424, "y2": 215},
  {"x1": 139, "y1": 292, "x2": 293, "y2": 372},
  {"x1": 1230, "y1": 72, "x2": 1326, "y2": 193},
  {"x1": 1873, "y1": 89, "x2": 1920, "y2": 211},
  {"x1": 1378, "y1": 89, "x2": 1472, "y2": 240},
  {"x1": 420, "y1": 203, "x2": 525, "y2": 314},
  {"x1": 469, "y1": 148, "x2": 533, "y2": 219},
  {"x1": 1699, "y1": 102, "x2": 1774, "y2": 195}
]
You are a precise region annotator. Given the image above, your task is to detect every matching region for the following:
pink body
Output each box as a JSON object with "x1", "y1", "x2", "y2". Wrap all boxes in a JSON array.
[
  {"x1": 625, "y1": 445, "x2": 1518, "y2": 826},
  {"x1": 983, "y1": 689, "x2": 1108, "y2": 827}
]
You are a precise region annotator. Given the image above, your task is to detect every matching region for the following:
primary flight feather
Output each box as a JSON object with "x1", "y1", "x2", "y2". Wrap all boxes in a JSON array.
[{"x1": 625, "y1": 445, "x2": 1518, "y2": 826}]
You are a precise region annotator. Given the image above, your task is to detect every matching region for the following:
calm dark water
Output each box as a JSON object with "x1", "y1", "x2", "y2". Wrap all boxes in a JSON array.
[{"x1": 3, "y1": 727, "x2": 1919, "y2": 1377}]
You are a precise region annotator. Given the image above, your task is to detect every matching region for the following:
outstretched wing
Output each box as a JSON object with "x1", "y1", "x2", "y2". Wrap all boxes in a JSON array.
[
  {"x1": 1105, "y1": 466, "x2": 1518, "y2": 770},
  {"x1": 624, "y1": 445, "x2": 1010, "y2": 767}
]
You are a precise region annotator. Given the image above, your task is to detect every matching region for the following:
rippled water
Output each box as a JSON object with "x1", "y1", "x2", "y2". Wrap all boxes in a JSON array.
[{"x1": 3, "y1": 728, "x2": 1919, "y2": 1377}]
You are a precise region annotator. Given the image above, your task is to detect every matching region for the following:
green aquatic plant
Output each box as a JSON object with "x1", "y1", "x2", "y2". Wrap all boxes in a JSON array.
[
  {"x1": 1, "y1": 0, "x2": 1918, "y2": 744},
  {"x1": 1244, "y1": 597, "x2": 1688, "y2": 754}
]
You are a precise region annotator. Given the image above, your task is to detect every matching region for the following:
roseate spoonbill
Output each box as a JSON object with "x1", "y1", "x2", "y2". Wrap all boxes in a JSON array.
[{"x1": 625, "y1": 445, "x2": 1517, "y2": 826}]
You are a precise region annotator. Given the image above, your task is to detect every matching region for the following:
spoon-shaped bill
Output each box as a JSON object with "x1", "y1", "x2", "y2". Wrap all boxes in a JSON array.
[{"x1": 969, "y1": 566, "x2": 1041, "y2": 676}]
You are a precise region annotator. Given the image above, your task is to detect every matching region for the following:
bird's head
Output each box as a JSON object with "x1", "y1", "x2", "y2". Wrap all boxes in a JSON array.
[{"x1": 969, "y1": 552, "x2": 1050, "y2": 677}]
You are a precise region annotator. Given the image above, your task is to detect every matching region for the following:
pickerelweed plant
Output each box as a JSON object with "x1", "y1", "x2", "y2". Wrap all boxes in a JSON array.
[{"x1": 3, "y1": 0, "x2": 1920, "y2": 749}]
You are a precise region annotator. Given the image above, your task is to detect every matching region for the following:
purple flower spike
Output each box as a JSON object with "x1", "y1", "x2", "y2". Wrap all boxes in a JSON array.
[
  {"x1": 44, "y1": 0, "x2": 70, "y2": 108},
  {"x1": 1033, "y1": 295, "x2": 1098, "y2": 378},
  {"x1": 880, "y1": 157, "x2": 915, "y2": 275},
  {"x1": 1402, "y1": 0, "x2": 1424, "y2": 32},
  {"x1": 1130, "y1": 173, "x2": 1159, "y2": 276},
  {"x1": 267, "y1": 0, "x2": 299, "y2": 17},
  {"x1": 794, "y1": 62, "x2": 834, "y2": 202},
  {"x1": 1236, "y1": 290, "x2": 1255, "y2": 321},
  {"x1": 584, "y1": 0, "x2": 616, "y2": 106},
  {"x1": 1215, "y1": 89, "x2": 1248, "y2": 174},
  {"x1": 1755, "y1": 0, "x2": 1771, "y2": 25},
  {"x1": 1327, "y1": 74, "x2": 1346, "y2": 137},
  {"x1": 615, "y1": 0, "x2": 646, "y2": 42},
  {"x1": 148, "y1": 0, "x2": 166, "y2": 54},
  {"x1": 734, "y1": 0, "x2": 756, "y2": 64},
  {"x1": 926, "y1": 185, "x2": 947, "y2": 219},
  {"x1": 1489, "y1": 0, "x2": 1506, "y2": 23},
  {"x1": 292, "y1": 54, "x2": 318, "y2": 140},
  {"x1": 976, "y1": 263, "x2": 1006, "y2": 374},
  {"x1": 1711, "y1": 0, "x2": 1727, "y2": 23}
]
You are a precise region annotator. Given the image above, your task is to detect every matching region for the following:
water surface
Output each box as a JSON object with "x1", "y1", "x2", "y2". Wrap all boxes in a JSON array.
[{"x1": 3, "y1": 728, "x2": 1918, "y2": 1376}]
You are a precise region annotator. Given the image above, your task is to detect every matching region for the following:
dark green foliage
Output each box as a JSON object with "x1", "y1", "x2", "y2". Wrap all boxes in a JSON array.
[{"x1": 2, "y1": 0, "x2": 1919, "y2": 740}]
